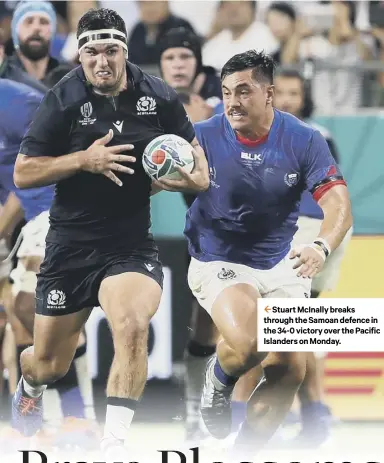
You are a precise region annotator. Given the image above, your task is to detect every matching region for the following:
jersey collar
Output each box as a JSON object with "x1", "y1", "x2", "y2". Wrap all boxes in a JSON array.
[{"x1": 224, "y1": 108, "x2": 281, "y2": 149}]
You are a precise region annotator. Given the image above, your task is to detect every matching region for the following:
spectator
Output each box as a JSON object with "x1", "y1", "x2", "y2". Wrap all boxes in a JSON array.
[
  {"x1": 60, "y1": 1, "x2": 98, "y2": 63},
  {"x1": 203, "y1": 1, "x2": 278, "y2": 72},
  {"x1": 283, "y1": 1, "x2": 374, "y2": 114},
  {"x1": 371, "y1": 26, "x2": 384, "y2": 105},
  {"x1": 0, "y1": 27, "x2": 47, "y2": 93},
  {"x1": 159, "y1": 27, "x2": 222, "y2": 117},
  {"x1": 128, "y1": 0, "x2": 195, "y2": 67},
  {"x1": 8, "y1": 0, "x2": 61, "y2": 85},
  {"x1": 266, "y1": 1, "x2": 311, "y2": 65}
]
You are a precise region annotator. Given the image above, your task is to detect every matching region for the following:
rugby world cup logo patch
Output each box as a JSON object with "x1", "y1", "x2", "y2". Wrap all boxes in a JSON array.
[{"x1": 79, "y1": 101, "x2": 96, "y2": 126}]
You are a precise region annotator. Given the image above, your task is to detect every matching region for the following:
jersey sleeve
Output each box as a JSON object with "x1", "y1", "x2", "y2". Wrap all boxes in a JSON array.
[
  {"x1": 302, "y1": 129, "x2": 346, "y2": 202},
  {"x1": 10, "y1": 92, "x2": 42, "y2": 141},
  {"x1": 161, "y1": 86, "x2": 195, "y2": 143},
  {"x1": 19, "y1": 89, "x2": 70, "y2": 157}
]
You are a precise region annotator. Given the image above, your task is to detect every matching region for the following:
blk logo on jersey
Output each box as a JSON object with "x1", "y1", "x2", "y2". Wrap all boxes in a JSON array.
[
  {"x1": 137, "y1": 96, "x2": 157, "y2": 115},
  {"x1": 241, "y1": 152, "x2": 263, "y2": 166},
  {"x1": 79, "y1": 102, "x2": 96, "y2": 126},
  {"x1": 284, "y1": 172, "x2": 299, "y2": 187},
  {"x1": 217, "y1": 268, "x2": 236, "y2": 280},
  {"x1": 47, "y1": 289, "x2": 66, "y2": 309}
]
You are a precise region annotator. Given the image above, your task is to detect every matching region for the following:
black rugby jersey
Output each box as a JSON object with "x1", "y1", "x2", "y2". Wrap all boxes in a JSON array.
[{"x1": 19, "y1": 61, "x2": 195, "y2": 248}]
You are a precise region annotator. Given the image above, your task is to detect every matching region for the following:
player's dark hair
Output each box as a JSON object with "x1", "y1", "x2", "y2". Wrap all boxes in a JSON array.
[
  {"x1": 76, "y1": 8, "x2": 127, "y2": 39},
  {"x1": 275, "y1": 69, "x2": 314, "y2": 118},
  {"x1": 221, "y1": 50, "x2": 276, "y2": 85}
]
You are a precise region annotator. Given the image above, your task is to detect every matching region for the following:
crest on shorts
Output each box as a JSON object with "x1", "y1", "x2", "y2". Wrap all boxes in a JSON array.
[
  {"x1": 47, "y1": 289, "x2": 66, "y2": 309},
  {"x1": 217, "y1": 268, "x2": 236, "y2": 280},
  {"x1": 79, "y1": 102, "x2": 96, "y2": 126}
]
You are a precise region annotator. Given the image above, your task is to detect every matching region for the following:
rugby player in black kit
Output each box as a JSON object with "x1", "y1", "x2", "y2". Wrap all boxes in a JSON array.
[{"x1": 11, "y1": 8, "x2": 208, "y2": 457}]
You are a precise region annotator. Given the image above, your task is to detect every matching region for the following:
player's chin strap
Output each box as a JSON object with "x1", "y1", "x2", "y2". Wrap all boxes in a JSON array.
[{"x1": 78, "y1": 28, "x2": 128, "y2": 56}]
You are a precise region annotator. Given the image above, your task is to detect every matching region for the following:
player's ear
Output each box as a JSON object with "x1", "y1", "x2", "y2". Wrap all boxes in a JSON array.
[
  {"x1": 78, "y1": 53, "x2": 82, "y2": 64},
  {"x1": 266, "y1": 85, "x2": 274, "y2": 106}
]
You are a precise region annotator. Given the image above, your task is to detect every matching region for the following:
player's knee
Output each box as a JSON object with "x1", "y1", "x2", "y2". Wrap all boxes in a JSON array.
[
  {"x1": 111, "y1": 311, "x2": 149, "y2": 351},
  {"x1": 32, "y1": 350, "x2": 71, "y2": 383},
  {"x1": 235, "y1": 336, "x2": 264, "y2": 367}
]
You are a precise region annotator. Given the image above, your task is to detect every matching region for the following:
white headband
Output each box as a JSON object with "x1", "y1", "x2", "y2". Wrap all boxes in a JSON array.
[{"x1": 78, "y1": 28, "x2": 128, "y2": 54}]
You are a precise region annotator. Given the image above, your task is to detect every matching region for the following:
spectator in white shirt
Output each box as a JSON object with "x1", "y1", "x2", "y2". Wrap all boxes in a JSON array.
[
  {"x1": 283, "y1": 1, "x2": 374, "y2": 114},
  {"x1": 202, "y1": 1, "x2": 278, "y2": 72}
]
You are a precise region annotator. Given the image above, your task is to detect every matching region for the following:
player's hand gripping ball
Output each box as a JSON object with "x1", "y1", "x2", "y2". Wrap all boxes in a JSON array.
[{"x1": 142, "y1": 134, "x2": 194, "y2": 181}]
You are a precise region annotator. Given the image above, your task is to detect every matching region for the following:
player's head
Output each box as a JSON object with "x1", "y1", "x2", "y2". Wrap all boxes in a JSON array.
[
  {"x1": 12, "y1": 0, "x2": 56, "y2": 61},
  {"x1": 77, "y1": 8, "x2": 127, "y2": 94},
  {"x1": 159, "y1": 28, "x2": 203, "y2": 90},
  {"x1": 273, "y1": 70, "x2": 313, "y2": 119},
  {"x1": 221, "y1": 50, "x2": 275, "y2": 133}
]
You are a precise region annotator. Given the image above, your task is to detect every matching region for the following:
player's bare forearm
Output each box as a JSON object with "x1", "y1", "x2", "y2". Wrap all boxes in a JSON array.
[
  {"x1": 14, "y1": 152, "x2": 84, "y2": 189},
  {"x1": 0, "y1": 193, "x2": 24, "y2": 240},
  {"x1": 318, "y1": 185, "x2": 353, "y2": 251}
]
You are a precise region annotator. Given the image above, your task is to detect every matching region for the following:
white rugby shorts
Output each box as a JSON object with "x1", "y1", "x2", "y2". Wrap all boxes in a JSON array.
[
  {"x1": 188, "y1": 254, "x2": 311, "y2": 315},
  {"x1": 17, "y1": 210, "x2": 50, "y2": 259},
  {"x1": 0, "y1": 238, "x2": 12, "y2": 281}
]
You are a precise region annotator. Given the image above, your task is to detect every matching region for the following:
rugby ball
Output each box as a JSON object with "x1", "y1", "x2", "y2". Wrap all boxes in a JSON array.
[{"x1": 142, "y1": 134, "x2": 194, "y2": 181}]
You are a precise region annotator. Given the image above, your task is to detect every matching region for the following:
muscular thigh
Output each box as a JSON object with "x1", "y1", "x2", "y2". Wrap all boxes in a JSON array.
[
  {"x1": 188, "y1": 258, "x2": 263, "y2": 315},
  {"x1": 99, "y1": 272, "x2": 162, "y2": 327},
  {"x1": 211, "y1": 283, "x2": 260, "y2": 352}
]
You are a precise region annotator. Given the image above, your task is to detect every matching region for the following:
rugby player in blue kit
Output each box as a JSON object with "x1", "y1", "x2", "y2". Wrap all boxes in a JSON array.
[{"x1": 182, "y1": 50, "x2": 353, "y2": 455}]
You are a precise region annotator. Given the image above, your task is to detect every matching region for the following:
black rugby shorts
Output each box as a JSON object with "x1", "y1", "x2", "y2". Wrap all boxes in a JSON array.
[{"x1": 35, "y1": 238, "x2": 163, "y2": 316}]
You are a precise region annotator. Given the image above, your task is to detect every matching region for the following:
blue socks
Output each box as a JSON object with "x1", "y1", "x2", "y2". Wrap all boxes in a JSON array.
[
  {"x1": 231, "y1": 401, "x2": 247, "y2": 432},
  {"x1": 214, "y1": 359, "x2": 238, "y2": 386}
]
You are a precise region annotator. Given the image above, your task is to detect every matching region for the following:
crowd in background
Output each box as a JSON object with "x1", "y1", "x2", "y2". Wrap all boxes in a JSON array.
[{"x1": 1, "y1": 0, "x2": 384, "y2": 114}]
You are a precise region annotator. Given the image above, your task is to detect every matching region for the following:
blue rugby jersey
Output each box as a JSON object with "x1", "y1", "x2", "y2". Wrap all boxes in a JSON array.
[
  {"x1": 0, "y1": 79, "x2": 54, "y2": 221},
  {"x1": 185, "y1": 109, "x2": 345, "y2": 270}
]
